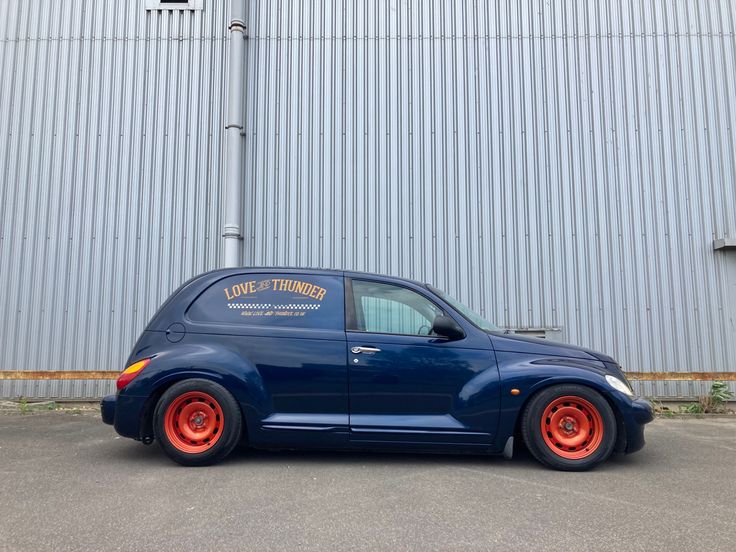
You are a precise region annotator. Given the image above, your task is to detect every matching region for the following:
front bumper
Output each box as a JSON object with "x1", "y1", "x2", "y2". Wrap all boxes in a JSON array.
[
  {"x1": 621, "y1": 397, "x2": 654, "y2": 454},
  {"x1": 100, "y1": 394, "x2": 116, "y2": 425},
  {"x1": 630, "y1": 397, "x2": 655, "y2": 424}
]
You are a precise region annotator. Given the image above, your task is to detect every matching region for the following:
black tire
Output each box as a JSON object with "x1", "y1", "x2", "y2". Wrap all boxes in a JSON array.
[
  {"x1": 154, "y1": 379, "x2": 243, "y2": 466},
  {"x1": 520, "y1": 384, "x2": 617, "y2": 471}
]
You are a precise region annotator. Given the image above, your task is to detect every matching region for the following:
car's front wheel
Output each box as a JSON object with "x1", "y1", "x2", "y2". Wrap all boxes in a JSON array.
[
  {"x1": 154, "y1": 379, "x2": 243, "y2": 466},
  {"x1": 521, "y1": 384, "x2": 617, "y2": 471}
]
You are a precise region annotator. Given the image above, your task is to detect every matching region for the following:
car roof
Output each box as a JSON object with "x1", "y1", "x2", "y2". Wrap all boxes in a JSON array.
[{"x1": 194, "y1": 267, "x2": 426, "y2": 288}]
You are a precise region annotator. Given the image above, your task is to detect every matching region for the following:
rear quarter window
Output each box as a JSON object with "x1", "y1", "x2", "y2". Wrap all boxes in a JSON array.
[{"x1": 186, "y1": 274, "x2": 344, "y2": 330}]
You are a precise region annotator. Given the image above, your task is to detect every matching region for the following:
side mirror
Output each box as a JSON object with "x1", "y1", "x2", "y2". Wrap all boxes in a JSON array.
[{"x1": 432, "y1": 315, "x2": 465, "y2": 340}]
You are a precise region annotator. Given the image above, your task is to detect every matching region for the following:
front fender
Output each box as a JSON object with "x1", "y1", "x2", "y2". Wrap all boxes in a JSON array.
[{"x1": 494, "y1": 352, "x2": 626, "y2": 452}]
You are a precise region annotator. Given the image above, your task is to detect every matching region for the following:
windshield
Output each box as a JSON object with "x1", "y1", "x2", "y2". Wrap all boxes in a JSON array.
[{"x1": 427, "y1": 285, "x2": 499, "y2": 332}]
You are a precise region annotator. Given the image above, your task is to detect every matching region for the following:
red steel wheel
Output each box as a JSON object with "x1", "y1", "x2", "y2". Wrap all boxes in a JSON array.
[
  {"x1": 164, "y1": 391, "x2": 224, "y2": 454},
  {"x1": 540, "y1": 395, "x2": 604, "y2": 460}
]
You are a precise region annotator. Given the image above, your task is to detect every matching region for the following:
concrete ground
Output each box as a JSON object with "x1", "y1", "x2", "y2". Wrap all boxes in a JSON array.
[{"x1": 0, "y1": 412, "x2": 734, "y2": 552}]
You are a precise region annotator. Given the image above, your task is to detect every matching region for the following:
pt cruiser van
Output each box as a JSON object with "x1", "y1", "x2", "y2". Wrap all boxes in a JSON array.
[{"x1": 101, "y1": 268, "x2": 653, "y2": 470}]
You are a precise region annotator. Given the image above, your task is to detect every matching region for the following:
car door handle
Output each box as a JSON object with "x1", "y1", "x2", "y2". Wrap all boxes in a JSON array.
[{"x1": 351, "y1": 346, "x2": 381, "y2": 354}]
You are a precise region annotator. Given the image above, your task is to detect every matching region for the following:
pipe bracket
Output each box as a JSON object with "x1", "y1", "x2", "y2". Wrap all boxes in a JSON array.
[
  {"x1": 223, "y1": 225, "x2": 243, "y2": 240},
  {"x1": 229, "y1": 20, "x2": 248, "y2": 36}
]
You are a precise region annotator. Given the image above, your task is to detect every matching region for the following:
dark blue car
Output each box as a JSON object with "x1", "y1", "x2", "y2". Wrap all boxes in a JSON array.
[{"x1": 101, "y1": 268, "x2": 652, "y2": 470}]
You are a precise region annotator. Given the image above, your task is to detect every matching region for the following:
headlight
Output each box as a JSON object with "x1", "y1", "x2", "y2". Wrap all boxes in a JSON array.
[{"x1": 605, "y1": 374, "x2": 633, "y2": 397}]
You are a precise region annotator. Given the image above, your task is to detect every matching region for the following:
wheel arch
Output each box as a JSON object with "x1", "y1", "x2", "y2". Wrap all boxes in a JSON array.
[
  {"x1": 511, "y1": 377, "x2": 627, "y2": 454},
  {"x1": 135, "y1": 362, "x2": 267, "y2": 443}
]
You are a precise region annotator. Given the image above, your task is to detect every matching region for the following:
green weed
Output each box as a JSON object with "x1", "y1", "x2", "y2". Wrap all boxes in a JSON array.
[{"x1": 680, "y1": 381, "x2": 734, "y2": 415}]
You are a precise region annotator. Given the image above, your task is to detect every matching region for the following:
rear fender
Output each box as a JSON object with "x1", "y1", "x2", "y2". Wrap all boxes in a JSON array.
[{"x1": 121, "y1": 343, "x2": 270, "y2": 439}]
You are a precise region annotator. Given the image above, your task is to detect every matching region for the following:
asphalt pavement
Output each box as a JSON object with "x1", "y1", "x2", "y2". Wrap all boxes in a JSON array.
[{"x1": 0, "y1": 411, "x2": 734, "y2": 551}]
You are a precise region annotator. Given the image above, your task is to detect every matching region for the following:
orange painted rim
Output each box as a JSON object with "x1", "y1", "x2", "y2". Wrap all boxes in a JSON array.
[
  {"x1": 164, "y1": 391, "x2": 224, "y2": 454},
  {"x1": 541, "y1": 395, "x2": 604, "y2": 460}
]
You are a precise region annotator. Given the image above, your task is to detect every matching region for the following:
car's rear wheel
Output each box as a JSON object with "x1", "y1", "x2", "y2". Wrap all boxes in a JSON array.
[
  {"x1": 521, "y1": 384, "x2": 616, "y2": 471},
  {"x1": 154, "y1": 379, "x2": 242, "y2": 466}
]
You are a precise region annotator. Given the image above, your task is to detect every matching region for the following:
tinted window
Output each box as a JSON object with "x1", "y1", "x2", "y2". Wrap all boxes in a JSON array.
[
  {"x1": 187, "y1": 274, "x2": 343, "y2": 330},
  {"x1": 350, "y1": 280, "x2": 443, "y2": 336}
]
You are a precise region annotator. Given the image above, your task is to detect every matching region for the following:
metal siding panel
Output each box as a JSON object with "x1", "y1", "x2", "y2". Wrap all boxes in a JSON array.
[
  {"x1": 2, "y1": 0, "x2": 735, "y2": 399},
  {"x1": 0, "y1": 0, "x2": 228, "y2": 398},
  {"x1": 241, "y1": 0, "x2": 736, "y2": 399}
]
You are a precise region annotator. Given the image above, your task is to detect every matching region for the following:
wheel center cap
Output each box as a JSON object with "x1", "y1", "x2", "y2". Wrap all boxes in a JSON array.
[
  {"x1": 559, "y1": 416, "x2": 577, "y2": 434},
  {"x1": 190, "y1": 412, "x2": 207, "y2": 428}
]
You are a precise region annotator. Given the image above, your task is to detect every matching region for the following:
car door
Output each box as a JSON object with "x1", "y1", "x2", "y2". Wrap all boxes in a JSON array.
[{"x1": 346, "y1": 277, "x2": 500, "y2": 446}]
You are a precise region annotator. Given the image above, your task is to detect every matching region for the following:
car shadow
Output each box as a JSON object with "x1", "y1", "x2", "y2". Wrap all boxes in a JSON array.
[
  {"x1": 102, "y1": 438, "x2": 653, "y2": 472},
  {"x1": 99, "y1": 438, "x2": 541, "y2": 469},
  {"x1": 220, "y1": 442, "x2": 542, "y2": 469}
]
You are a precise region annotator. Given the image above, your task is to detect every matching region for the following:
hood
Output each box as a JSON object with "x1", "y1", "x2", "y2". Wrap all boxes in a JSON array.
[{"x1": 488, "y1": 332, "x2": 617, "y2": 364}]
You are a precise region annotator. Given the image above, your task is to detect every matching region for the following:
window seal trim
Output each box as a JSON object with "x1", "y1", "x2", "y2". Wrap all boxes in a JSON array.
[
  {"x1": 345, "y1": 329, "x2": 450, "y2": 340},
  {"x1": 344, "y1": 277, "x2": 357, "y2": 331}
]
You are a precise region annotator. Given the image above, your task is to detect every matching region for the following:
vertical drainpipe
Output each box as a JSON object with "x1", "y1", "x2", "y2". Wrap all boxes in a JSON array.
[{"x1": 223, "y1": 0, "x2": 247, "y2": 267}]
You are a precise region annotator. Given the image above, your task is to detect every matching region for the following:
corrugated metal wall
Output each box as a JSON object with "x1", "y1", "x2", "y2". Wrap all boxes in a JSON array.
[
  {"x1": 0, "y1": 0, "x2": 228, "y2": 398},
  {"x1": 242, "y1": 0, "x2": 736, "y2": 398},
  {"x1": 1, "y1": 0, "x2": 735, "y2": 399}
]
